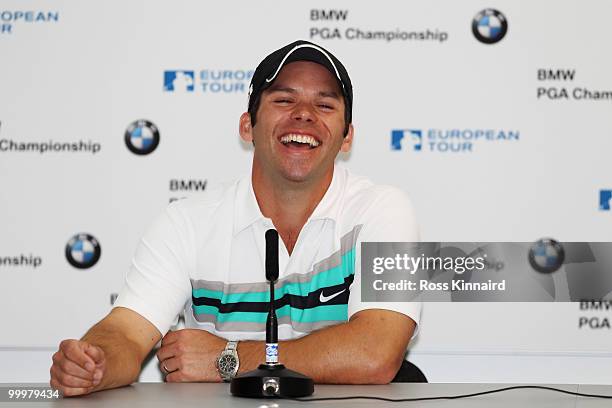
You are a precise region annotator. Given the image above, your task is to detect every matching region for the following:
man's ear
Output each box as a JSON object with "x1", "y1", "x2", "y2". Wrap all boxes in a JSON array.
[
  {"x1": 340, "y1": 123, "x2": 354, "y2": 153},
  {"x1": 239, "y1": 112, "x2": 253, "y2": 143}
]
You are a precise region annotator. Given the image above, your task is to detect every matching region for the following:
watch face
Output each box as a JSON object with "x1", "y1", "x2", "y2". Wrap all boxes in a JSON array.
[{"x1": 219, "y1": 354, "x2": 237, "y2": 373}]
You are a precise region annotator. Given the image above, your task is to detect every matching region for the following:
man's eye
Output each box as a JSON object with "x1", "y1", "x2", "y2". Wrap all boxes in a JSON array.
[
  {"x1": 274, "y1": 99, "x2": 292, "y2": 104},
  {"x1": 318, "y1": 104, "x2": 334, "y2": 110}
]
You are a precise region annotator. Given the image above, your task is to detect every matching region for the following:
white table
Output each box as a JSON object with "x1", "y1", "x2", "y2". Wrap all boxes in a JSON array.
[{"x1": 1, "y1": 383, "x2": 611, "y2": 407}]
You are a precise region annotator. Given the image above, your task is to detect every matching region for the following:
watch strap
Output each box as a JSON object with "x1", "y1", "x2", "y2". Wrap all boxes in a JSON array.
[{"x1": 225, "y1": 341, "x2": 238, "y2": 352}]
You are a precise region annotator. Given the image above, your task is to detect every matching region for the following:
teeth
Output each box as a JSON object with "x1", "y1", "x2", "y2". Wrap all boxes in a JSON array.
[{"x1": 280, "y1": 134, "x2": 320, "y2": 147}]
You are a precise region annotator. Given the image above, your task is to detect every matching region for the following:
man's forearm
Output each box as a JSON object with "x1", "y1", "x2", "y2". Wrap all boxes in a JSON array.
[
  {"x1": 237, "y1": 312, "x2": 413, "y2": 384},
  {"x1": 81, "y1": 323, "x2": 144, "y2": 391}
]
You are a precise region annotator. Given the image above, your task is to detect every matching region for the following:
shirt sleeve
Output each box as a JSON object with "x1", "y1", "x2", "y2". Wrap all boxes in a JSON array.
[
  {"x1": 348, "y1": 187, "x2": 422, "y2": 336},
  {"x1": 114, "y1": 203, "x2": 192, "y2": 336}
]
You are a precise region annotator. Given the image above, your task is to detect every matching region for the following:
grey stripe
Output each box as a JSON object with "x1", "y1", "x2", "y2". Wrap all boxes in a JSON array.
[
  {"x1": 191, "y1": 311, "x2": 346, "y2": 333},
  {"x1": 191, "y1": 224, "x2": 362, "y2": 295}
]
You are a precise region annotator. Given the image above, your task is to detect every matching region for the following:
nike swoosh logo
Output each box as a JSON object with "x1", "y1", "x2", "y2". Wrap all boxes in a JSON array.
[{"x1": 319, "y1": 289, "x2": 346, "y2": 303}]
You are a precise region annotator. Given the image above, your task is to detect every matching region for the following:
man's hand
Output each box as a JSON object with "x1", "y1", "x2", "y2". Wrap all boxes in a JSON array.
[
  {"x1": 156, "y1": 329, "x2": 226, "y2": 382},
  {"x1": 50, "y1": 339, "x2": 106, "y2": 396}
]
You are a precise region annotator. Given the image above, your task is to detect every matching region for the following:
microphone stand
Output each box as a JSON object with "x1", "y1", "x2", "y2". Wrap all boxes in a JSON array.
[{"x1": 230, "y1": 229, "x2": 314, "y2": 398}]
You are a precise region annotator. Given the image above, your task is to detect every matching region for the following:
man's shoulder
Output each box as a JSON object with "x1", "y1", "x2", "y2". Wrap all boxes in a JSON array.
[
  {"x1": 338, "y1": 168, "x2": 419, "y2": 241},
  {"x1": 341, "y1": 167, "x2": 413, "y2": 209}
]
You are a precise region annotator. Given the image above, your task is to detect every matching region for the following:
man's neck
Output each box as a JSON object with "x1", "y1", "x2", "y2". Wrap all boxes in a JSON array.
[{"x1": 252, "y1": 166, "x2": 333, "y2": 255}]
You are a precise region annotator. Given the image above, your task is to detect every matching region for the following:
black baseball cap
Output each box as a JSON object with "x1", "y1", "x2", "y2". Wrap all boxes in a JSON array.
[{"x1": 247, "y1": 40, "x2": 353, "y2": 129}]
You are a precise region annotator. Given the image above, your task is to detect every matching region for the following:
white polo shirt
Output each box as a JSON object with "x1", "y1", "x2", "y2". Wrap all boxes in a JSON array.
[{"x1": 115, "y1": 165, "x2": 421, "y2": 341}]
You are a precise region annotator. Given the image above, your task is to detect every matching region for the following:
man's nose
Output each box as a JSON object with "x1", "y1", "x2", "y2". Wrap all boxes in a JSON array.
[{"x1": 291, "y1": 102, "x2": 316, "y2": 123}]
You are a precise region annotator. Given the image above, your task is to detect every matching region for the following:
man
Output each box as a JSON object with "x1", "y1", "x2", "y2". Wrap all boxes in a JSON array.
[{"x1": 50, "y1": 40, "x2": 421, "y2": 396}]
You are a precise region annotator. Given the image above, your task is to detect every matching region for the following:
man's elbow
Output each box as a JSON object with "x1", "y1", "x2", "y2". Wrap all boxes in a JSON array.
[{"x1": 363, "y1": 352, "x2": 403, "y2": 384}]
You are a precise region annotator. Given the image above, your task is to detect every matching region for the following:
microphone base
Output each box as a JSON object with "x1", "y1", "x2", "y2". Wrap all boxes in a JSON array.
[{"x1": 230, "y1": 363, "x2": 314, "y2": 398}]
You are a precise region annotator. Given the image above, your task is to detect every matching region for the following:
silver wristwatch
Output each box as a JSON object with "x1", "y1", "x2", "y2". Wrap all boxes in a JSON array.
[{"x1": 216, "y1": 341, "x2": 239, "y2": 381}]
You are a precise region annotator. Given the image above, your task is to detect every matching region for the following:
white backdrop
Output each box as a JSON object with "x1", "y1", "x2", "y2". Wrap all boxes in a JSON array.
[{"x1": 1, "y1": 0, "x2": 611, "y2": 384}]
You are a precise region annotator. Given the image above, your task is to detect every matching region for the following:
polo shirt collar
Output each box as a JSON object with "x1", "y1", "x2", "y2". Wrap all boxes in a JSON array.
[
  {"x1": 233, "y1": 166, "x2": 344, "y2": 236},
  {"x1": 309, "y1": 165, "x2": 343, "y2": 222},
  {"x1": 233, "y1": 175, "x2": 264, "y2": 236}
]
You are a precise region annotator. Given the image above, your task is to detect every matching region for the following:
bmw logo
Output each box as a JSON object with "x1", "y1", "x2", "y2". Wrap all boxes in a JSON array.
[
  {"x1": 472, "y1": 9, "x2": 508, "y2": 44},
  {"x1": 528, "y1": 238, "x2": 565, "y2": 274},
  {"x1": 65, "y1": 233, "x2": 101, "y2": 269},
  {"x1": 125, "y1": 119, "x2": 160, "y2": 155}
]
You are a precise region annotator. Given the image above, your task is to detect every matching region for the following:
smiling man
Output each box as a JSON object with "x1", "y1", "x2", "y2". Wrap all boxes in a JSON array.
[{"x1": 49, "y1": 40, "x2": 423, "y2": 396}]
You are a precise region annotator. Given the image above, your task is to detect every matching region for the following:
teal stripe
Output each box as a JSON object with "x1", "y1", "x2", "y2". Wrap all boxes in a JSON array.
[
  {"x1": 192, "y1": 304, "x2": 348, "y2": 323},
  {"x1": 192, "y1": 248, "x2": 356, "y2": 303}
]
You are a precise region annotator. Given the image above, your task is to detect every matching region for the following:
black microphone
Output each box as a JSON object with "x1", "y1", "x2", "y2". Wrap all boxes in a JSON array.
[
  {"x1": 265, "y1": 229, "x2": 279, "y2": 282},
  {"x1": 265, "y1": 229, "x2": 278, "y2": 360},
  {"x1": 230, "y1": 228, "x2": 314, "y2": 398}
]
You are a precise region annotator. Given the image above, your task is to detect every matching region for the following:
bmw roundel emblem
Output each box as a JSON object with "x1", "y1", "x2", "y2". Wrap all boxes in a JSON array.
[
  {"x1": 472, "y1": 9, "x2": 508, "y2": 44},
  {"x1": 125, "y1": 119, "x2": 160, "y2": 155},
  {"x1": 65, "y1": 233, "x2": 101, "y2": 269},
  {"x1": 528, "y1": 238, "x2": 565, "y2": 274}
]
